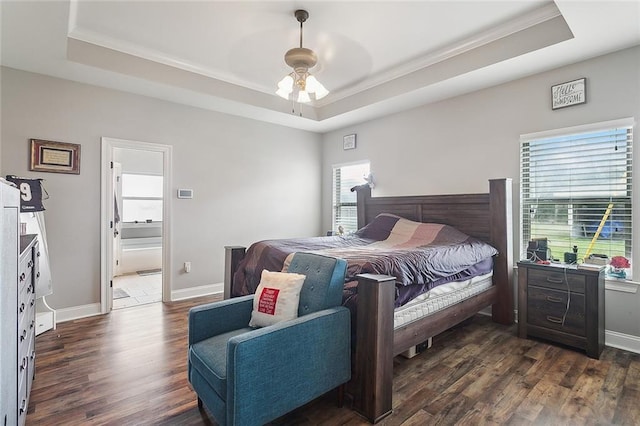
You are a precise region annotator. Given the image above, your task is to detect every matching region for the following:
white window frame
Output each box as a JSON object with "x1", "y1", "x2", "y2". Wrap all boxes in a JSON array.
[
  {"x1": 121, "y1": 172, "x2": 164, "y2": 223},
  {"x1": 520, "y1": 117, "x2": 636, "y2": 279},
  {"x1": 332, "y1": 161, "x2": 370, "y2": 234}
]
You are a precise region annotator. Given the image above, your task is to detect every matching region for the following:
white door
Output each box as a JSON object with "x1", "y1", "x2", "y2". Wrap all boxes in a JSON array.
[{"x1": 112, "y1": 162, "x2": 123, "y2": 278}]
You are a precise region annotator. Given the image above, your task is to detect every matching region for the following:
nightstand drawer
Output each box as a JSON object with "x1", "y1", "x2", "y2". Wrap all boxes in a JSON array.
[
  {"x1": 528, "y1": 286, "x2": 585, "y2": 336},
  {"x1": 528, "y1": 268, "x2": 585, "y2": 293}
]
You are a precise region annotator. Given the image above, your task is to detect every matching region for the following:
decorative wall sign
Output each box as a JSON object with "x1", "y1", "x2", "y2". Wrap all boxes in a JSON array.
[
  {"x1": 30, "y1": 139, "x2": 81, "y2": 174},
  {"x1": 551, "y1": 78, "x2": 586, "y2": 110},
  {"x1": 343, "y1": 134, "x2": 357, "y2": 150}
]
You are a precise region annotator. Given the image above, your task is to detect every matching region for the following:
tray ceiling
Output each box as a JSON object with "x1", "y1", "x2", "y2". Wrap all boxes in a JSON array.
[{"x1": 2, "y1": 1, "x2": 639, "y2": 132}]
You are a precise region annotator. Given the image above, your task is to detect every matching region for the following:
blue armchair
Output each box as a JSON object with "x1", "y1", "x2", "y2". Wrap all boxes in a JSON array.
[{"x1": 188, "y1": 252, "x2": 350, "y2": 425}]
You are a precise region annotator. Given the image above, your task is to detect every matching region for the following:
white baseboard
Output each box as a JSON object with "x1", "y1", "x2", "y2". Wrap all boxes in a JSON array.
[
  {"x1": 171, "y1": 282, "x2": 223, "y2": 301},
  {"x1": 55, "y1": 284, "x2": 223, "y2": 323},
  {"x1": 47, "y1": 300, "x2": 640, "y2": 355},
  {"x1": 56, "y1": 303, "x2": 102, "y2": 323},
  {"x1": 605, "y1": 330, "x2": 640, "y2": 354}
]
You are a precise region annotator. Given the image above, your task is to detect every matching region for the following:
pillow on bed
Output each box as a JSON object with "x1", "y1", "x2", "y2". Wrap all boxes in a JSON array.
[{"x1": 249, "y1": 270, "x2": 306, "y2": 328}]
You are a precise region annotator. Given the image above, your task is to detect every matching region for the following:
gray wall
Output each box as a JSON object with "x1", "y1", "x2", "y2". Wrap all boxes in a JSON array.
[
  {"x1": 322, "y1": 46, "x2": 640, "y2": 342},
  {"x1": 1, "y1": 67, "x2": 322, "y2": 311},
  {"x1": 2, "y1": 46, "x2": 639, "y2": 347}
]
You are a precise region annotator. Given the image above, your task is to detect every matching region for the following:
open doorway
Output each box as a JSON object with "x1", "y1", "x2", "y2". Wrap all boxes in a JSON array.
[
  {"x1": 101, "y1": 138, "x2": 172, "y2": 314},
  {"x1": 112, "y1": 149, "x2": 163, "y2": 308}
]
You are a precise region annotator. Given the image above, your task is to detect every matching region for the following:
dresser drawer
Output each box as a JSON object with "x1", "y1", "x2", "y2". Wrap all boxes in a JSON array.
[
  {"x1": 528, "y1": 268, "x2": 585, "y2": 293},
  {"x1": 528, "y1": 286, "x2": 585, "y2": 336},
  {"x1": 18, "y1": 316, "x2": 31, "y2": 374},
  {"x1": 18, "y1": 375, "x2": 28, "y2": 425},
  {"x1": 27, "y1": 330, "x2": 36, "y2": 391},
  {"x1": 17, "y1": 279, "x2": 28, "y2": 316},
  {"x1": 18, "y1": 258, "x2": 31, "y2": 293}
]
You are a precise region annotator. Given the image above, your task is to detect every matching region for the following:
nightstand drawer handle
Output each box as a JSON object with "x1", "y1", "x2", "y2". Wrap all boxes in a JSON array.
[
  {"x1": 546, "y1": 315, "x2": 563, "y2": 324},
  {"x1": 546, "y1": 296, "x2": 564, "y2": 303},
  {"x1": 546, "y1": 277, "x2": 564, "y2": 284}
]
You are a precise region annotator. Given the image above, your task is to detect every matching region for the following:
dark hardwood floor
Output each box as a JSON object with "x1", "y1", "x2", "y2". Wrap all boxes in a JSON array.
[{"x1": 27, "y1": 295, "x2": 640, "y2": 425}]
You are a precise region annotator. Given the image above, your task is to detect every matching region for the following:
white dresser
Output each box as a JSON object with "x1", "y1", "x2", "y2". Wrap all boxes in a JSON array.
[
  {"x1": 18, "y1": 235, "x2": 38, "y2": 424},
  {"x1": 1, "y1": 180, "x2": 38, "y2": 426}
]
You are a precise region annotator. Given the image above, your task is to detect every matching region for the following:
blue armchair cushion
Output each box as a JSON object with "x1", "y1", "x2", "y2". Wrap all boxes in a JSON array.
[
  {"x1": 249, "y1": 270, "x2": 306, "y2": 328},
  {"x1": 189, "y1": 327, "x2": 253, "y2": 398}
]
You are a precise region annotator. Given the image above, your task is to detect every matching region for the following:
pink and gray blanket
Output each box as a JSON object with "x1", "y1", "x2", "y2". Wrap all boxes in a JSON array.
[{"x1": 232, "y1": 213, "x2": 497, "y2": 307}]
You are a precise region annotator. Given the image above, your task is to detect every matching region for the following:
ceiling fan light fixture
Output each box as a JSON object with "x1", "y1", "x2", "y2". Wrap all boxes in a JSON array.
[
  {"x1": 276, "y1": 9, "x2": 328, "y2": 104},
  {"x1": 305, "y1": 75, "x2": 328, "y2": 100},
  {"x1": 277, "y1": 74, "x2": 294, "y2": 90},
  {"x1": 297, "y1": 90, "x2": 311, "y2": 103},
  {"x1": 276, "y1": 87, "x2": 292, "y2": 100}
]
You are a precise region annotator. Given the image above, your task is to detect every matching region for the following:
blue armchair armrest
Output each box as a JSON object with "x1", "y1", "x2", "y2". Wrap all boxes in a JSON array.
[
  {"x1": 189, "y1": 295, "x2": 254, "y2": 345},
  {"x1": 226, "y1": 306, "x2": 351, "y2": 426}
]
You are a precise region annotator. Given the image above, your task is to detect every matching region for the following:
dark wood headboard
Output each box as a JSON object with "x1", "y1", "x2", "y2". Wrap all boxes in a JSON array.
[{"x1": 353, "y1": 178, "x2": 514, "y2": 324}]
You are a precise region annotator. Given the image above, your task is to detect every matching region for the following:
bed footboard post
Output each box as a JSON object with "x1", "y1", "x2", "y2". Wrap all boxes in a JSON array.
[
  {"x1": 224, "y1": 246, "x2": 246, "y2": 299},
  {"x1": 489, "y1": 178, "x2": 514, "y2": 324},
  {"x1": 353, "y1": 273, "x2": 395, "y2": 423}
]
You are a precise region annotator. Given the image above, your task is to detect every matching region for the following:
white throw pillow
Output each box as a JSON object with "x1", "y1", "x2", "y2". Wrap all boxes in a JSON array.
[{"x1": 249, "y1": 270, "x2": 306, "y2": 328}]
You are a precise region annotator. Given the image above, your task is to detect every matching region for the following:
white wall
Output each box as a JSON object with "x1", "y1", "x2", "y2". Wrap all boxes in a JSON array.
[
  {"x1": 321, "y1": 46, "x2": 640, "y2": 344},
  {"x1": 322, "y1": 46, "x2": 640, "y2": 211},
  {"x1": 1, "y1": 67, "x2": 322, "y2": 311}
]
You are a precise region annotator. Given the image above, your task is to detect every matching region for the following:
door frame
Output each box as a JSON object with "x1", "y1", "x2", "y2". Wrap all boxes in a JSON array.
[{"x1": 100, "y1": 137, "x2": 173, "y2": 314}]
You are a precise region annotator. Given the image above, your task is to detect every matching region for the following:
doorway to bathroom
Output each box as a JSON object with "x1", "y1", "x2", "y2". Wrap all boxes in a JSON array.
[
  {"x1": 101, "y1": 138, "x2": 172, "y2": 313},
  {"x1": 112, "y1": 151, "x2": 164, "y2": 309}
]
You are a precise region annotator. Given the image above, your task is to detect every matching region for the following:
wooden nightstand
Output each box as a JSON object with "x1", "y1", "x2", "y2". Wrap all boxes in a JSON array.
[{"x1": 517, "y1": 261, "x2": 605, "y2": 359}]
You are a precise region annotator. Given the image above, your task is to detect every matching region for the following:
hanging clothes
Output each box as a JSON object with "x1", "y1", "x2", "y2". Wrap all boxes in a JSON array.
[
  {"x1": 5, "y1": 175, "x2": 53, "y2": 297},
  {"x1": 5, "y1": 175, "x2": 48, "y2": 212}
]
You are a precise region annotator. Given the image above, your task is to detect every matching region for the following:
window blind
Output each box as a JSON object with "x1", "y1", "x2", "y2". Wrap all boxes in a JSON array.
[
  {"x1": 332, "y1": 162, "x2": 370, "y2": 233},
  {"x1": 520, "y1": 121, "x2": 633, "y2": 267},
  {"x1": 121, "y1": 173, "x2": 164, "y2": 222}
]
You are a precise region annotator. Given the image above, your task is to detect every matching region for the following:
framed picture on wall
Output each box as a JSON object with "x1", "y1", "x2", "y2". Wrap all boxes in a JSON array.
[
  {"x1": 551, "y1": 78, "x2": 586, "y2": 110},
  {"x1": 343, "y1": 134, "x2": 357, "y2": 150},
  {"x1": 30, "y1": 139, "x2": 81, "y2": 174}
]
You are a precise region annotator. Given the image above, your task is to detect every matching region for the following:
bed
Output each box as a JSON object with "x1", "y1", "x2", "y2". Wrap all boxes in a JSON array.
[{"x1": 223, "y1": 178, "x2": 513, "y2": 423}]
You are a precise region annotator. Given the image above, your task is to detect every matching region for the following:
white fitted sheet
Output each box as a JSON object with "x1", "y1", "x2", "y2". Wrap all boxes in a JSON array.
[{"x1": 394, "y1": 272, "x2": 494, "y2": 329}]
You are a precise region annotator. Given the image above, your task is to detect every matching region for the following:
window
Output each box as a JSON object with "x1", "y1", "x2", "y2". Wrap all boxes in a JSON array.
[
  {"x1": 332, "y1": 162, "x2": 370, "y2": 234},
  {"x1": 520, "y1": 118, "x2": 634, "y2": 275},
  {"x1": 121, "y1": 173, "x2": 163, "y2": 222}
]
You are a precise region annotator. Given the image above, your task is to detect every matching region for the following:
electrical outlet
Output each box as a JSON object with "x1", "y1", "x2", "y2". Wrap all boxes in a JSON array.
[{"x1": 184, "y1": 261, "x2": 191, "y2": 273}]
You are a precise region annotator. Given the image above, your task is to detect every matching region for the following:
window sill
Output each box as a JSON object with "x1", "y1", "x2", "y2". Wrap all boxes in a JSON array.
[
  {"x1": 605, "y1": 277, "x2": 639, "y2": 294},
  {"x1": 122, "y1": 221, "x2": 162, "y2": 228}
]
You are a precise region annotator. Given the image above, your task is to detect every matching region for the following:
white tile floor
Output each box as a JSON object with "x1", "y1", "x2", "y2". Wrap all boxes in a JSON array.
[{"x1": 112, "y1": 272, "x2": 162, "y2": 309}]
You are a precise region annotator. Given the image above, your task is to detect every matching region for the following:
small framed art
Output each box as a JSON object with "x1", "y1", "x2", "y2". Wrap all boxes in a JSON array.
[
  {"x1": 30, "y1": 139, "x2": 81, "y2": 174},
  {"x1": 551, "y1": 78, "x2": 586, "y2": 110},
  {"x1": 343, "y1": 134, "x2": 357, "y2": 150}
]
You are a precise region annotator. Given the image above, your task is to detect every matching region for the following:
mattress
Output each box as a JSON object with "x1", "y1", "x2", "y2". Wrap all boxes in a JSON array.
[{"x1": 393, "y1": 272, "x2": 493, "y2": 329}]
